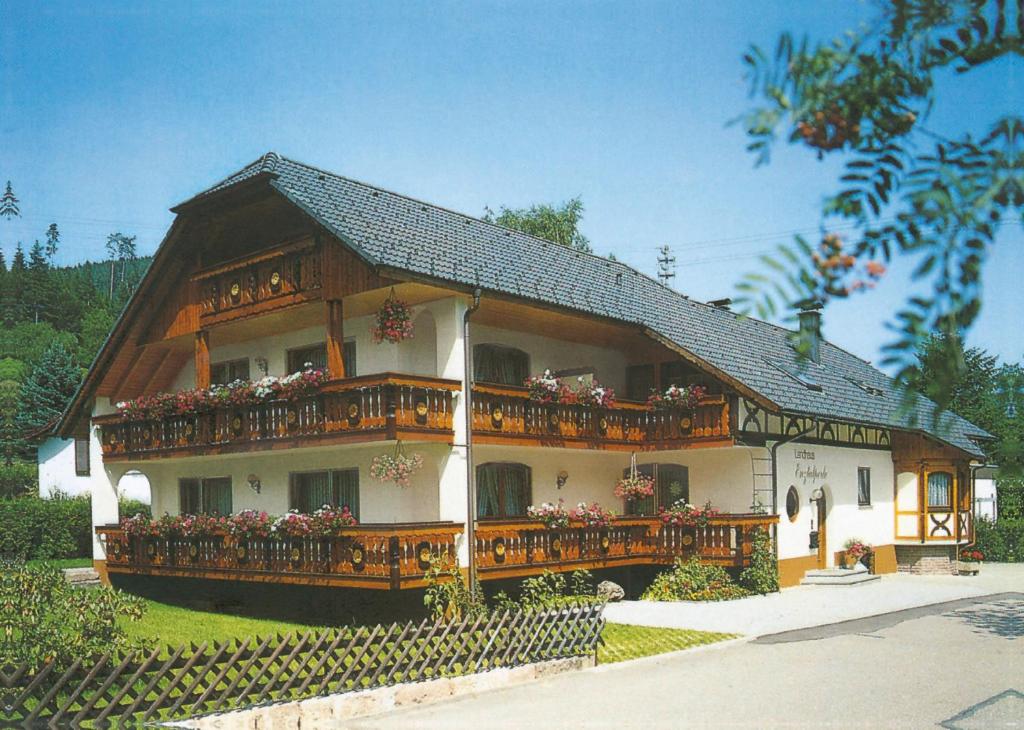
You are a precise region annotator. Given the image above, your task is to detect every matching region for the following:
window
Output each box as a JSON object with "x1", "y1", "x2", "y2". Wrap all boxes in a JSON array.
[
  {"x1": 476, "y1": 463, "x2": 531, "y2": 519},
  {"x1": 179, "y1": 477, "x2": 233, "y2": 515},
  {"x1": 927, "y1": 471, "x2": 953, "y2": 511},
  {"x1": 211, "y1": 358, "x2": 250, "y2": 386},
  {"x1": 623, "y1": 463, "x2": 689, "y2": 516},
  {"x1": 857, "y1": 468, "x2": 872, "y2": 506},
  {"x1": 473, "y1": 344, "x2": 529, "y2": 386},
  {"x1": 626, "y1": 364, "x2": 655, "y2": 401},
  {"x1": 287, "y1": 341, "x2": 355, "y2": 375},
  {"x1": 786, "y1": 486, "x2": 800, "y2": 521},
  {"x1": 659, "y1": 361, "x2": 689, "y2": 388},
  {"x1": 74, "y1": 437, "x2": 90, "y2": 477},
  {"x1": 289, "y1": 469, "x2": 359, "y2": 518}
]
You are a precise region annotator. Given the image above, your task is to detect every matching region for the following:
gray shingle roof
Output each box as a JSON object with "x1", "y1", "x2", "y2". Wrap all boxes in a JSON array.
[{"x1": 191, "y1": 153, "x2": 991, "y2": 457}]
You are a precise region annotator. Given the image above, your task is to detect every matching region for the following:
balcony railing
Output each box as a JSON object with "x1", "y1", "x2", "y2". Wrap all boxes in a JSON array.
[
  {"x1": 474, "y1": 513, "x2": 777, "y2": 580},
  {"x1": 95, "y1": 522, "x2": 464, "y2": 590},
  {"x1": 471, "y1": 384, "x2": 730, "y2": 450},
  {"x1": 96, "y1": 374, "x2": 460, "y2": 460},
  {"x1": 97, "y1": 513, "x2": 777, "y2": 590}
]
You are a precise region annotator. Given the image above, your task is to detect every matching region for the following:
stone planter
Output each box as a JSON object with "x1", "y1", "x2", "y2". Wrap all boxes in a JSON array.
[{"x1": 957, "y1": 560, "x2": 981, "y2": 576}]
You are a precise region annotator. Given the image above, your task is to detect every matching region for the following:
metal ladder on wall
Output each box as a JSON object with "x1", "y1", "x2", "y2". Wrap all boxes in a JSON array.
[{"x1": 749, "y1": 450, "x2": 775, "y2": 514}]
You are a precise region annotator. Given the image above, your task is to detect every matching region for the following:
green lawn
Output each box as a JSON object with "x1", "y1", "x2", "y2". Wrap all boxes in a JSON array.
[
  {"x1": 598, "y1": 623, "x2": 736, "y2": 664},
  {"x1": 123, "y1": 600, "x2": 735, "y2": 663},
  {"x1": 122, "y1": 600, "x2": 330, "y2": 647},
  {"x1": 26, "y1": 557, "x2": 92, "y2": 570}
]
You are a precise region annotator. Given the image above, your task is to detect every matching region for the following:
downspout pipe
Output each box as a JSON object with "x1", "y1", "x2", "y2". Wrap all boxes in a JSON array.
[{"x1": 463, "y1": 289, "x2": 482, "y2": 595}]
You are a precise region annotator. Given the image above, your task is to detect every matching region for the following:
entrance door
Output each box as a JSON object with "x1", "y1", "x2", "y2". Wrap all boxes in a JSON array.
[{"x1": 816, "y1": 493, "x2": 828, "y2": 568}]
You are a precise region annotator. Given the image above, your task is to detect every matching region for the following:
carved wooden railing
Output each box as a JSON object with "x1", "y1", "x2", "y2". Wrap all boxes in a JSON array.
[
  {"x1": 96, "y1": 374, "x2": 460, "y2": 460},
  {"x1": 95, "y1": 522, "x2": 464, "y2": 590},
  {"x1": 193, "y1": 238, "x2": 323, "y2": 324},
  {"x1": 471, "y1": 384, "x2": 730, "y2": 450},
  {"x1": 474, "y1": 513, "x2": 777, "y2": 579}
]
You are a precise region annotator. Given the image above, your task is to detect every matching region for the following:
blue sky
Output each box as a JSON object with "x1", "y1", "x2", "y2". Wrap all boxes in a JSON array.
[{"x1": 1, "y1": 1, "x2": 1020, "y2": 369}]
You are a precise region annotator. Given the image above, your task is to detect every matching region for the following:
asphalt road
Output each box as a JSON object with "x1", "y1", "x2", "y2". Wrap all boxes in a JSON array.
[{"x1": 343, "y1": 593, "x2": 1023, "y2": 729}]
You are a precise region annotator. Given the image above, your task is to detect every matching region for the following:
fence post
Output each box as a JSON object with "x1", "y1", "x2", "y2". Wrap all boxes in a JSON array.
[
  {"x1": 385, "y1": 386, "x2": 398, "y2": 440},
  {"x1": 734, "y1": 525, "x2": 745, "y2": 568},
  {"x1": 388, "y1": 535, "x2": 401, "y2": 590}
]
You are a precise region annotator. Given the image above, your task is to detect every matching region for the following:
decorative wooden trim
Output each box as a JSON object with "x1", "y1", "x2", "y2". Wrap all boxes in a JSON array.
[
  {"x1": 325, "y1": 299, "x2": 346, "y2": 378},
  {"x1": 190, "y1": 238, "x2": 316, "y2": 281},
  {"x1": 194, "y1": 331, "x2": 211, "y2": 390}
]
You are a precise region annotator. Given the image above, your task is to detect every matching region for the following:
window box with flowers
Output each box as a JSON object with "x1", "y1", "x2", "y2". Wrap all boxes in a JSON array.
[
  {"x1": 525, "y1": 371, "x2": 575, "y2": 404},
  {"x1": 658, "y1": 500, "x2": 720, "y2": 528},
  {"x1": 957, "y1": 549, "x2": 983, "y2": 575},
  {"x1": 568, "y1": 502, "x2": 615, "y2": 529},
  {"x1": 527, "y1": 500, "x2": 570, "y2": 529},
  {"x1": 647, "y1": 384, "x2": 707, "y2": 411}
]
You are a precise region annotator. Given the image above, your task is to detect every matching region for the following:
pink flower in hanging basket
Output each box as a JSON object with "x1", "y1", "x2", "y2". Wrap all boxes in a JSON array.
[
  {"x1": 614, "y1": 473, "x2": 655, "y2": 501},
  {"x1": 372, "y1": 296, "x2": 415, "y2": 344}
]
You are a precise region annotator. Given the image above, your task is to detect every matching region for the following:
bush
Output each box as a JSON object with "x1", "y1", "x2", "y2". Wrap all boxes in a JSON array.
[
  {"x1": 739, "y1": 528, "x2": 779, "y2": 594},
  {"x1": 0, "y1": 496, "x2": 92, "y2": 561},
  {"x1": 0, "y1": 563, "x2": 145, "y2": 671},
  {"x1": 496, "y1": 569, "x2": 596, "y2": 610},
  {"x1": 974, "y1": 517, "x2": 1023, "y2": 562},
  {"x1": 0, "y1": 461, "x2": 38, "y2": 498},
  {"x1": 641, "y1": 558, "x2": 750, "y2": 602},
  {"x1": 118, "y1": 498, "x2": 151, "y2": 519}
]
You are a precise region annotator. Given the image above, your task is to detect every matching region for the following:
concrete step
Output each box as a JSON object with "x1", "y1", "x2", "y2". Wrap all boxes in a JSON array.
[
  {"x1": 801, "y1": 569, "x2": 881, "y2": 586},
  {"x1": 64, "y1": 567, "x2": 101, "y2": 588}
]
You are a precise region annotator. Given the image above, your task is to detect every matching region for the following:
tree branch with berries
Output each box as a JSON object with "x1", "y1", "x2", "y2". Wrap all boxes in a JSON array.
[{"x1": 733, "y1": 0, "x2": 1022, "y2": 432}]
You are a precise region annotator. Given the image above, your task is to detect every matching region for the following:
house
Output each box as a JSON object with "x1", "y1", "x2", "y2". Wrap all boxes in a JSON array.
[
  {"x1": 55, "y1": 152, "x2": 991, "y2": 591},
  {"x1": 30, "y1": 423, "x2": 150, "y2": 502}
]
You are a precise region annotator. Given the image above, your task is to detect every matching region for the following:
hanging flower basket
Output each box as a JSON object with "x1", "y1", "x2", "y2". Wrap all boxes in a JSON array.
[
  {"x1": 371, "y1": 290, "x2": 415, "y2": 344},
  {"x1": 615, "y1": 474, "x2": 655, "y2": 501},
  {"x1": 370, "y1": 443, "x2": 424, "y2": 487}
]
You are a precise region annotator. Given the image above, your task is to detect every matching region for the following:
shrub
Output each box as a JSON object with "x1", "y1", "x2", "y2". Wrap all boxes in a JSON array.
[
  {"x1": 739, "y1": 528, "x2": 780, "y2": 594},
  {"x1": 493, "y1": 569, "x2": 597, "y2": 611},
  {"x1": 0, "y1": 495, "x2": 92, "y2": 561},
  {"x1": 0, "y1": 461, "x2": 38, "y2": 498},
  {"x1": 974, "y1": 517, "x2": 1023, "y2": 562},
  {"x1": 119, "y1": 498, "x2": 151, "y2": 519},
  {"x1": 423, "y1": 556, "x2": 486, "y2": 621},
  {"x1": 0, "y1": 563, "x2": 145, "y2": 671},
  {"x1": 642, "y1": 558, "x2": 750, "y2": 602}
]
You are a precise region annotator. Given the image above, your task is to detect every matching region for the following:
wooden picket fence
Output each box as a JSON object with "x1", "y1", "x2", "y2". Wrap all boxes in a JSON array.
[{"x1": 0, "y1": 603, "x2": 604, "y2": 728}]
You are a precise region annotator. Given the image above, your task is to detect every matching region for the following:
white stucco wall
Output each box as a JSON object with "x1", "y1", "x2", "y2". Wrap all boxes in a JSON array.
[
  {"x1": 973, "y1": 476, "x2": 997, "y2": 521},
  {"x1": 774, "y1": 443, "x2": 895, "y2": 565},
  {"x1": 38, "y1": 436, "x2": 150, "y2": 501}
]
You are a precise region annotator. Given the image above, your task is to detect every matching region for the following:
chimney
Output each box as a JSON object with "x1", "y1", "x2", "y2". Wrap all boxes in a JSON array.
[{"x1": 797, "y1": 301, "x2": 823, "y2": 364}]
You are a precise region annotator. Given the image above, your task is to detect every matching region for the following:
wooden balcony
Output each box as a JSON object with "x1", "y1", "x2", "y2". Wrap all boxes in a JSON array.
[
  {"x1": 95, "y1": 522, "x2": 463, "y2": 590},
  {"x1": 193, "y1": 238, "x2": 324, "y2": 325},
  {"x1": 471, "y1": 384, "x2": 731, "y2": 451},
  {"x1": 96, "y1": 374, "x2": 460, "y2": 461},
  {"x1": 473, "y1": 514, "x2": 777, "y2": 581},
  {"x1": 97, "y1": 513, "x2": 777, "y2": 590}
]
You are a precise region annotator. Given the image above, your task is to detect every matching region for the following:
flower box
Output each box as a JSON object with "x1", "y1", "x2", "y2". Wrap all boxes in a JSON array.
[{"x1": 956, "y1": 560, "x2": 981, "y2": 575}]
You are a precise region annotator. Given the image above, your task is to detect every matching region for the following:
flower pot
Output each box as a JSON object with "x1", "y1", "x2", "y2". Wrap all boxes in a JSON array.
[{"x1": 957, "y1": 560, "x2": 980, "y2": 576}]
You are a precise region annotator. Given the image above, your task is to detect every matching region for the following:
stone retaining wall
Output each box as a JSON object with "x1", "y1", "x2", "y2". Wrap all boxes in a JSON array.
[{"x1": 172, "y1": 656, "x2": 594, "y2": 729}]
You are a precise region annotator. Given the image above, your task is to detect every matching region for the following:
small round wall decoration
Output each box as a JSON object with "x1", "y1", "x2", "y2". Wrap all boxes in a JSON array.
[
  {"x1": 269, "y1": 271, "x2": 282, "y2": 290},
  {"x1": 229, "y1": 281, "x2": 242, "y2": 300}
]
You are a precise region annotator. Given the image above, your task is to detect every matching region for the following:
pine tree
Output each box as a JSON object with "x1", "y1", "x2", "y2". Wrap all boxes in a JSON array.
[
  {"x1": 0, "y1": 182, "x2": 19, "y2": 219},
  {"x1": 44, "y1": 224, "x2": 59, "y2": 261},
  {"x1": 0, "y1": 248, "x2": 6, "y2": 270},
  {"x1": 28, "y1": 241, "x2": 47, "y2": 272},
  {"x1": 11, "y1": 244, "x2": 26, "y2": 271},
  {"x1": 15, "y1": 341, "x2": 82, "y2": 438}
]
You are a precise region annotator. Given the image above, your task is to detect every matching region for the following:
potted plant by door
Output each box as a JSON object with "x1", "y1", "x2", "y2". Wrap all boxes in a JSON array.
[
  {"x1": 957, "y1": 549, "x2": 983, "y2": 575},
  {"x1": 842, "y1": 538, "x2": 872, "y2": 569}
]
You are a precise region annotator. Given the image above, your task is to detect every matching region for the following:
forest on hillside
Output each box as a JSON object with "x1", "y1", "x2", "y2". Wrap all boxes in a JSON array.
[{"x1": 0, "y1": 221, "x2": 151, "y2": 486}]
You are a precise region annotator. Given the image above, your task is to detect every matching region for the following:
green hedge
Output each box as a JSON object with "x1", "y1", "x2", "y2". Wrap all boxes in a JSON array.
[
  {"x1": 0, "y1": 496, "x2": 92, "y2": 561},
  {"x1": 974, "y1": 518, "x2": 1023, "y2": 562},
  {"x1": 0, "y1": 461, "x2": 38, "y2": 498}
]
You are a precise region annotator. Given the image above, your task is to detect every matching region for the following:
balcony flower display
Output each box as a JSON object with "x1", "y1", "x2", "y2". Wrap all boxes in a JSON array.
[
  {"x1": 311, "y1": 505, "x2": 358, "y2": 536},
  {"x1": 271, "y1": 510, "x2": 316, "y2": 539},
  {"x1": 614, "y1": 473, "x2": 655, "y2": 502},
  {"x1": 525, "y1": 370, "x2": 574, "y2": 404},
  {"x1": 568, "y1": 502, "x2": 615, "y2": 528},
  {"x1": 370, "y1": 451, "x2": 424, "y2": 487},
  {"x1": 574, "y1": 378, "x2": 616, "y2": 409},
  {"x1": 371, "y1": 293, "x2": 415, "y2": 344},
  {"x1": 527, "y1": 500, "x2": 570, "y2": 529},
  {"x1": 227, "y1": 509, "x2": 273, "y2": 540},
  {"x1": 647, "y1": 384, "x2": 707, "y2": 411},
  {"x1": 658, "y1": 499, "x2": 719, "y2": 528},
  {"x1": 115, "y1": 366, "x2": 329, "y2": 422},
  {"x1": 178, "y1": 514, "x2": 221, "y2": 539}
]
